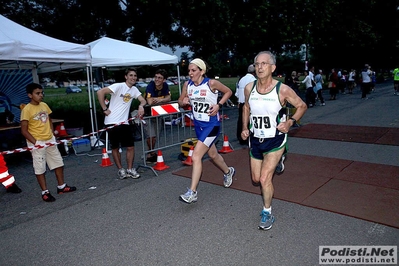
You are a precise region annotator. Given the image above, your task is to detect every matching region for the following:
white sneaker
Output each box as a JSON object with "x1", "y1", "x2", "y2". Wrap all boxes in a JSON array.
[
  {"x1": 179, "y1": 188, "x2": 197, "y2": 203},
  {"x1": 118, "y1": 168, "x2": 128, "y2": 179},
  {"x1": 223, "y1": 167, "x2": 235, "y2": 188},
  {"x1": 127, "y1": 168, "x2": 140, "y2": 179}
]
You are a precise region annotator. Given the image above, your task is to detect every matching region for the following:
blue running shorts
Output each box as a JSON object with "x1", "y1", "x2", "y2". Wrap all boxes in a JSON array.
[
  {"x1": 249, "y1": 133, "x2": 287, "y2": 160},
  {"x1": 195, "y1": 125, "x2": 220, "y2": 147}
]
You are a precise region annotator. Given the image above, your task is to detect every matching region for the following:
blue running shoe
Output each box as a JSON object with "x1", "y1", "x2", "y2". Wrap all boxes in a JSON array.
[{"x1": 258, "y1": 210, "x2": 275, "y2": 230}]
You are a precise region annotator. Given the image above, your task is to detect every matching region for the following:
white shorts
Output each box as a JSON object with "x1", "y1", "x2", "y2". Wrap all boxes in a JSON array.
[{"x1": 28, "y1": 136, "x2": 64, "y2": 175}]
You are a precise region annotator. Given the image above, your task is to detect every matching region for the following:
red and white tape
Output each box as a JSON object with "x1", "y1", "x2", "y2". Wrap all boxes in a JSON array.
[
  {"x1": 151, "y1": 103, "x2": 180, "y2": 116},
  {"x1": 0, "y1": 116, "x2": 145, "y2": 155}
]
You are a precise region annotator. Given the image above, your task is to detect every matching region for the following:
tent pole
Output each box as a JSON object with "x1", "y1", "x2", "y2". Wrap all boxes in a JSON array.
[
  {"x1": 90, "y1": 66, "x2": 99, "y2": 134},
  {"x1": 32, "y1": 67, "x2": 39, "y2": 83},
  {"x1": 86, "y1": 65, "x2": 96, "y2": 141},
  {"x1": 177, "y1": 65, "x2": 181, "y2": 96}
]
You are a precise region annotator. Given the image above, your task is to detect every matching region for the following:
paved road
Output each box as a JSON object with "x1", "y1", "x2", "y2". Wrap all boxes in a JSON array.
[{"x1": 1, "y1": 81, "x2": 398, "y2": 265}]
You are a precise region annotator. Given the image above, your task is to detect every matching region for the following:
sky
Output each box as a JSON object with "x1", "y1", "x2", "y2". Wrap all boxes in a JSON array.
[{"x1": 153, "y1": 45, "x2": 191, "y2": 61}]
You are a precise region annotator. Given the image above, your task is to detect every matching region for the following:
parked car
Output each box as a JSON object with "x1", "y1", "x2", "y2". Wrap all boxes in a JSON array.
[
  {"x1": 165, "y1": 80, "x2": 175, "y2": 86},
  {"x1": 135, "y1": 81, "x2": 148, "y2": 88},
  {"x1": 168, "y1": 78, "x2": 179, "y2": 85},
  {"x1": 66, "y1": 85, "x2": 82, "y2": 94},
  {"x1": 87, "y1": 84, "x2": 101, "y2": 92}
]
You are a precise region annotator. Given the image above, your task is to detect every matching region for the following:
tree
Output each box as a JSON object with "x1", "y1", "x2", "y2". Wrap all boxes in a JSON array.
[{"x1": 1, "y1": 0, "x2": 396, "y2": 77}]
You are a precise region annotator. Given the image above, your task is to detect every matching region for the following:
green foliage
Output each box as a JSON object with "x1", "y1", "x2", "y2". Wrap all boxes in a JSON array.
[
  {"x1": 40, "y1": 76, "x2": 295, "y2": 131},
  {"x1": 1, "y1": 0, "x2": 397, "y2": 76}
]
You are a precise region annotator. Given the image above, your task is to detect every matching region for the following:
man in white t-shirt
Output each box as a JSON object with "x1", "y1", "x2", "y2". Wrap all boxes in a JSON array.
[
  {"x1": 97, "y1": 68, "x2": 146, "y2": 179},
  {"x1": 235, "y1": 64, "x2": 256, "y2": 145},
  {"x1": 361, "y1": 64, "x2": 372, "y2": 99}
]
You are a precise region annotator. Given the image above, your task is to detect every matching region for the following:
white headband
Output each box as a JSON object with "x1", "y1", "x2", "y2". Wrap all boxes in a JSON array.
[{"x1": 190, "y1": 58, "x2": 207, "y2": 73}]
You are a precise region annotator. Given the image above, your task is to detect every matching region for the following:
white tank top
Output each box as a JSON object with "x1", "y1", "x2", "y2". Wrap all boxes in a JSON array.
[
  {"x1": 187, "y1": 77, "x2": 220, "y2": 125},
  {"x1": 248, "y1": 81, "x2": 286, "y2": 138}
]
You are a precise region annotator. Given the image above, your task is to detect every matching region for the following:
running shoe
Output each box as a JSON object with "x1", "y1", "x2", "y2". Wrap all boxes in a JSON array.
[
  {"x1": 223, "y1": 167, "x2": 235, "y2": 188},
  {"x1": 258, "y1": 210, "x2": 275, "y2": 230},
  {"x1": 275, "y1": 155, "x2": 286, "y2": 174},
  {"x1": 57, "y1": 184, "x2": 77, "y2": 194},
  {"x1": 127, "y1": 168, "x2": 140, "y2": 179},
  {"x1": 118, "y1": 168, "x2": 128, "y2": 179},
  {"x1": 179, "y1": 188, "x2": 197, "y2": 204},
  {"x1": 42, "y1": 192, "x2": 56, "y2": 202}
]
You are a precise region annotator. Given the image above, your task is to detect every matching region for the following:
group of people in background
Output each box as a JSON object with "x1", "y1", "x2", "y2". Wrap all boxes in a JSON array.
[
  {"x1": 328, "y1": 64, "x2": 379, "y2": 100},
  {"x1": 4, "y1": 51, "x2": 310, "y2": 232},
  {"x1": 282, "y1": 63, "x2": 383, "y2": 106},
  {"x1": 6, "y1": 52, "x2": 396, "y2": 231}
]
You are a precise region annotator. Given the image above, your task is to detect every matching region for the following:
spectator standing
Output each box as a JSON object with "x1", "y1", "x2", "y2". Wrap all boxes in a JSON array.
[
  {"x1": 241, "y1": 51, "x2": 307, "y2": 230},
  {"x1": 393, "y1": 67, "x2": 399, "y2": 95},
  {"x1": 0, "y1": 153, "x2": 22, "y2": 193},
  {"x1": 341, "y1": 70, "x2": 348, "y2": 94},
  {"x1": 178, "y1": 58, "x2": 235, "y2": 204},
  {"x1": 347, "y1": 69, "x2": 356, "y2": 94},
  {"x1": 301, "y1": 70, "x2": 316, "y2": 107},
  {"x1": 235, "y1": 64, "x2": 256, "y2": 145},
  {"x1": 285, "y1": 71, "x2": 301, "y2": 95},
  {"x1": 370, "y1": 68, "x2": 376, "y2": 92},
  {"x1": 361, "y1": 64, "x2": 372, "y2": 99},
  {"x1": 314, "y1": 69, "x2": 325, "y2": 106},
  {"x1": 328, "y1": 68, "x2": 339, "y2": 100},
  {"x1": 97, "y1": 68, "x2": 146, "y2": 179},
  {"x1": 309, "y1": 66, "x2": 315, "y2": 83},
  {"x1": 21, "y1": 83, "x2": 76, "y2": 202},
  {"x1": 144, "y1": 69, "x2": 171, "y2": 162}
]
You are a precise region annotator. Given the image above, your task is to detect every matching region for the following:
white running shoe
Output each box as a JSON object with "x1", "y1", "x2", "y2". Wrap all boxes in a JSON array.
[
  {"x1": 179, "y1": 188, "x2": 198, "y2": 203},
  {"x1": 118, "y1": 168, "x2": 128, "y2": 179},
  {"x1": 127, "y1": 168, "x2": 140, "y2": 179},
  {"x1": 223, "y1": 167, "x2": 235, "y2": 188}
]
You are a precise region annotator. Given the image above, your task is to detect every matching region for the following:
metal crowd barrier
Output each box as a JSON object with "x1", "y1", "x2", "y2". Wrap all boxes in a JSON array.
[
  {"x1": 102, "y1": 101, "x2": 229, "y2": 177},
  {"x1": 135, "y1": 103, "x2": 196, "y2": 176}
]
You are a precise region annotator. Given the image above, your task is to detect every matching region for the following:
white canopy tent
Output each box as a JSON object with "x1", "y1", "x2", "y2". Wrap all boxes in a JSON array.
[
  {"x1": 0, "y1": 15, "x2": 96, "y2": 137},
  {"x1": 0, "y1": 16, "x2": 181, "y2": 142},
  {"x1": 84, "y1": 37, "x2": 182, "y2": 137},
  {"x1": 0, "y1": 15, "x2": 91, "y2": 79},
  {"x1": 88, "y1": 37, "x2": 179, "y2": 67}
]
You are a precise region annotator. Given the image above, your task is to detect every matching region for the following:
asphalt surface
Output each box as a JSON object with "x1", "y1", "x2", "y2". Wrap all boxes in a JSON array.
[{"x1": 1, "y1": 81, "x2": 398, "y2": 266}]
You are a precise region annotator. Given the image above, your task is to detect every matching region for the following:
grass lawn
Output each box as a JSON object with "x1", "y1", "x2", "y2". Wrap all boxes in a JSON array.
[{"x1": 43, "y1": 76, "x2": 289, "y2": 131}]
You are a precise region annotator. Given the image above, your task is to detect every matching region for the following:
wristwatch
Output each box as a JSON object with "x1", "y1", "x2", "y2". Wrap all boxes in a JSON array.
[
  {"x1": 103, "y1": 107, "x2": 108, "y2": 111},
  {"x1": 290, "y1": 117, "x2": 296, "y2": 123},
  {"x1": 218, "y1": 103, "x2": 223, "y2": 109}
]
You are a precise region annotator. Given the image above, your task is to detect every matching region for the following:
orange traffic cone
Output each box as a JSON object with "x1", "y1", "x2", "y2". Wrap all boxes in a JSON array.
[
  {"x1": 218, "y1": 135, "x2": 234, "y2": 153},
  {"x1": 54, "y1": 124, "x2": 61, "y2": 137},
  {"x1": 182, "y1": 145, "x2": 194, "y2": 166},
  {"x1": 153, "y1": 150, "x2": 170, "y2": 171},
  {"x1": 58, "y1": 123, "x2": 68, "y2": 137},
  {"x1": 100, "y1": 148, "x2": 113, "y2": 167}
]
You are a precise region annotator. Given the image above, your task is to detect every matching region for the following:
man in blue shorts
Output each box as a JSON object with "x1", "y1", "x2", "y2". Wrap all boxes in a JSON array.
[{"x1": 241, "y1": 51, "x2": 307, "y2": 230}]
